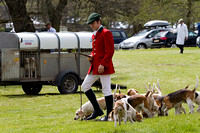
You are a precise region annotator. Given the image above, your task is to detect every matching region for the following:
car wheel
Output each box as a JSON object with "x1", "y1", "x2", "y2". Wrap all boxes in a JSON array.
[
  {"x1": 58, "y1": 74, "x2": 78, "y2": 94},
  {"x1": 137, "y1": 44, "x2": 146, "y2": 49},
  {"x1": 22, "y1": 84, "x2": 42, "y2": 95}
]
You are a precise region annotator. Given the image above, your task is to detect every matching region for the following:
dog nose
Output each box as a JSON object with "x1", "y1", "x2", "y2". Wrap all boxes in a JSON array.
[{"x1": 74, "y1": 117, "x2": 77, "y2": 120}]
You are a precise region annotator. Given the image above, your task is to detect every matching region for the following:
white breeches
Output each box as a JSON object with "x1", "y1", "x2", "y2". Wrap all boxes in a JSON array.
[{"x1": 81, "y1": 74, "x2": 112, "y2": 96}]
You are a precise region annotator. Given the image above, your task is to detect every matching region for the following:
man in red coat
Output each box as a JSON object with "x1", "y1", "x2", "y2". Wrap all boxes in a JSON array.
[{"x1": 81, "y1": 13, "x2": 115, "y2": 121}]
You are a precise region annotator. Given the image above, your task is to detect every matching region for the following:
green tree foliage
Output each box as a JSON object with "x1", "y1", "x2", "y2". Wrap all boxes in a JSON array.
[{"x1": 2, "y1": 0, "x2": 200, "y2": 34}]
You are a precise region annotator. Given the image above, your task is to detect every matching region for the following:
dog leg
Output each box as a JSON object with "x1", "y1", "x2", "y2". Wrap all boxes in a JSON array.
[
  {"x1": 118, "y1": 114, "x2": 121, "y2": 125},
  {"x1": 163, "y1": 107, "x2": 169, "y2": 116},
  {"x1": 114, "y1": 114, "x2": 117, "y2": 127},
  {"x1": 141, "y1": 106, "x2": 152, "y2": 118},
  {"x1": 197, "y1": 105, "x2": 200, "y2": 112},
  {"x1": 128, "y1": 115, "x2": 134, "y2": 124},
  {"x1": 186, "y1": 98, "x2": 194, "y2": 114},
  {"x1": 180, "y1": 104, "x2": 186, "y2": 114},
  {"x1": 175, "y1": 107, "x2": 181, "y2": 115}
]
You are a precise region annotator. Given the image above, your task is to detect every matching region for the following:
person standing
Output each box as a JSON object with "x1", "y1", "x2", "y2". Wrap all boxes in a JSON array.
[
  {"x1": 176, "y1": 19, "x2": 188, "y2": 54},
  {"x1": 81, "y1": 13, "x2": 115, "y2": 121},
  {"x1": 45, "y1": 22, "x2": 56, "y2": 33}
]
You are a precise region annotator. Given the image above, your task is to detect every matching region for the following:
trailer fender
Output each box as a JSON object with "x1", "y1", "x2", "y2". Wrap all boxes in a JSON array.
[{"x1": 53, "y1": 71, "x2": 81, "y2": 86}]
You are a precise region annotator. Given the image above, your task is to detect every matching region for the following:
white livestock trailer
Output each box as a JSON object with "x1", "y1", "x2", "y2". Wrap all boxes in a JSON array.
[{"x1": 0, "y1": 32, "x2": 93, "y2": 94}]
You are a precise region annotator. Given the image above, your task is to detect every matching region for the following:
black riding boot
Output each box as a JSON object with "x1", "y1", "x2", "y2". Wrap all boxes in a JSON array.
[
  {"x1": 101, "y1": 95, "x2": 113, "y2": 121},
  {"x1": 85, "y1": 89, "x2": 104, "y2": 120}
]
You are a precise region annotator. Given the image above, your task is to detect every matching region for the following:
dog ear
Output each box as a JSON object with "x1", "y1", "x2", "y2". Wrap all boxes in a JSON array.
[
  {"x1": 136, "y1": 112, "x2": 143, "y2": 121},
  {"x1": 127, "y1": 89, "x2": 131, "y2": 96},
  {"x1": 135, "y1": 89, "x2": 138, "y2": 93}
]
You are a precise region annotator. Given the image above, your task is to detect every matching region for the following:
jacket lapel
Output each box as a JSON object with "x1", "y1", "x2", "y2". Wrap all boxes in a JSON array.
[{"x1": 94, "y1": 26, "x2": 104, "y2": 39}]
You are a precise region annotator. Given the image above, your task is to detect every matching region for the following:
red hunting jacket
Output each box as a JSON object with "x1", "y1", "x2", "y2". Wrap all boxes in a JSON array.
[{"x1": 88, "y1": 27, "x2": 115, "y2": 75}]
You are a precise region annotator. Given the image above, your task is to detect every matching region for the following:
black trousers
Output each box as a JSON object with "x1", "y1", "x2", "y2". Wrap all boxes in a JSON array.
[{"x1": 176, "y1": 44, "x2": 184, "y2": 53}]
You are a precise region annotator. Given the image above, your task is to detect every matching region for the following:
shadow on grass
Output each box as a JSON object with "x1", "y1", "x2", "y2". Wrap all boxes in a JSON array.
[{"x1": 2, "y1": 90, "x2": 102, "y2": 98}]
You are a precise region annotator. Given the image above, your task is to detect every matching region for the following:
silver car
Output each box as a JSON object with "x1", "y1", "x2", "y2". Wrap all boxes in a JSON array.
[{"x1": 120, "y1": 28, "x2": 169, "y2": 49}]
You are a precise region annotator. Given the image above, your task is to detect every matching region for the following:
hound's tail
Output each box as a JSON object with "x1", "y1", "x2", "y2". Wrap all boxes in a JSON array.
[
  {"x1": 193, "y1": 76, "x2": 199, "y2": 93},
  {"x1": 143, "y1": 82, "x2": 149, "y2": 92},
  {"x1": 157, "y1": 78, "x2": 161, "y2": 90},
  {"x1": 114, "y1": 84, "x2": 118, "y2": 96}
]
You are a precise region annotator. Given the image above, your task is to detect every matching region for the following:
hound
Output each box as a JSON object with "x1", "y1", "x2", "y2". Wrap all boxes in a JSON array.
[
  {"x1": 121, "y1": 98, "x2": 143, "y2": 123},
  {"x1": 24, "y1": 58, "x2": 30, "y2": 78},
  {"x1": 74, "y1": 97, "x2": 106, "y2": 120},
  {"x1": 113, "y1": 84, "x2": 126, "y2": 101},
  {"x1": 30, "y1": 57, "x2": 37, "y2": 78},
  {"x1": 127, "y1": 89, "x2": 138, "y2": 96},
  {"x1": 194, "y1": 91, "x2": 200, "y2": 112},
  {"x1": 109, "y1": 98, "x2": 143, "y2": 126},
  {"x1": 127, "y1": 91, "x2": 154, "y2": 118},
  {"x1": 161, "y1": 76, "x2": 199, "y2": 116},
  {"x1": 113, "y1": 99, "x2": 127, "y2": 127}
]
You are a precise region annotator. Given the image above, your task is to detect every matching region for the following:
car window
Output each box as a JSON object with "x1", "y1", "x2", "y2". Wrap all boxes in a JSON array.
[
  {"x1": 154, "y1": 31, "x2": 168, "y2": 37},
  {"x1": 111, "y1": 31, "x2": 121, "y2": 38},
  {"x1": 148, "y1": 30, "x2": 162, "y2": 38},
  {"x1": 188, "y1": 31, "x2": 197, "y2": 37},
  {"x1": 121, "y1": 32, "x2": 127, "y2": 38}
]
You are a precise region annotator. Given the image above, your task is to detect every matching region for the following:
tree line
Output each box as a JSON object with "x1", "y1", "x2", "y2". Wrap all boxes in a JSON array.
[{"x1": 1, "y1": 0, "x2": 200, "y2": 35}]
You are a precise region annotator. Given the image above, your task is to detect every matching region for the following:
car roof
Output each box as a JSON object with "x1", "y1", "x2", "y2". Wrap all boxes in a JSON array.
[{"x1": 134, "y1": 28, "x2": 168, "y2": 37}]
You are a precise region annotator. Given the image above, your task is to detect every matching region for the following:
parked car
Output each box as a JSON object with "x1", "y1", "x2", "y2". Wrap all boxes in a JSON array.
[
  {"x1": 120, "y1": 28, "x2": 169, "y2": 49},
  {"x1": 151, "y1": 30, "x2": 176, "y2": 48},
  {"x1": 197, "y1": 36, "x2": 200, "y2": 48},
  {"x1": 152, "y1": 30, "x2": 198, "y2": 48},
  {"x1": 110, "y1": 29, "x2": 128, "y2": 50}
]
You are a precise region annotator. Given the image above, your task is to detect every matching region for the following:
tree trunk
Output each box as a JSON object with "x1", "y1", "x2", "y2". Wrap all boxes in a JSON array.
[
  {"x1": 46, "y1": 0, "x2": 68, "y2": 32},
  {"x1": 5, "y1": 0, "x2": 35, "y2": 32},
  {"x1": 186, "y1": 0, "x2": 192, "y2": 30}
]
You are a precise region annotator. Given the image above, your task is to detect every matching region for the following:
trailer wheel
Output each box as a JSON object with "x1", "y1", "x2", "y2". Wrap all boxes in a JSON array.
[
  {"x1": 58, "y1": 74, "x2": 78, "y2": 94},
  {"x1": 22, "y1": 84, "x2": 42, "y2": 95}
]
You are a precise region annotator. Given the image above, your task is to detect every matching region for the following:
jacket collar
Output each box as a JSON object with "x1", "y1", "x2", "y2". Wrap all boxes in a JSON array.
[{"x1": 94, "y1": 25, "x2": 104, "y2": 38}]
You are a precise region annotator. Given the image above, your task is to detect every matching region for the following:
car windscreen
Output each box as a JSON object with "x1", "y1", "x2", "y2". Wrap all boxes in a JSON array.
[
  {"x1": 134, "y1": 29, "x2": 150, "y2": 37},
  {"x1": 111, "y1": 31, "x2": 121, "y2": 38}
]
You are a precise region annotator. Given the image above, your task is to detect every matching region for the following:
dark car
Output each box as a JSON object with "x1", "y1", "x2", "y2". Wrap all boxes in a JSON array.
[
  {"x1": 152, "y1": 30, "x2": 198, "y2": 48},
  {"x1": 110, "y1": 29, "x2": 128, "y2": 50}
]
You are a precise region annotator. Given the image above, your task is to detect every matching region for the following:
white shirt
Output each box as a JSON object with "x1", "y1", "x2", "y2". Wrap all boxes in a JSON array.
[
  {"x1": 47, "y1": 27, "x2": 56, "y2": 33},
  {"x1": 93, "y1": 25, "x2": 103, "y2": 36},
  {"x1": 176, "y1": 23, "x2": 188, "y2": 45}
]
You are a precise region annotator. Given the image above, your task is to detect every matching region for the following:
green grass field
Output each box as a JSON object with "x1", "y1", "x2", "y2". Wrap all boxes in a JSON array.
[{"x1": 1, "y1": 47, "x2": 200, "y2": 133}]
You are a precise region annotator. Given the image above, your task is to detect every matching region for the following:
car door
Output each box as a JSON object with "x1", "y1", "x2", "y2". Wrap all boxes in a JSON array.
[{"x1": 145, "y1": 30, "x2": 165, "y2": 48}]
